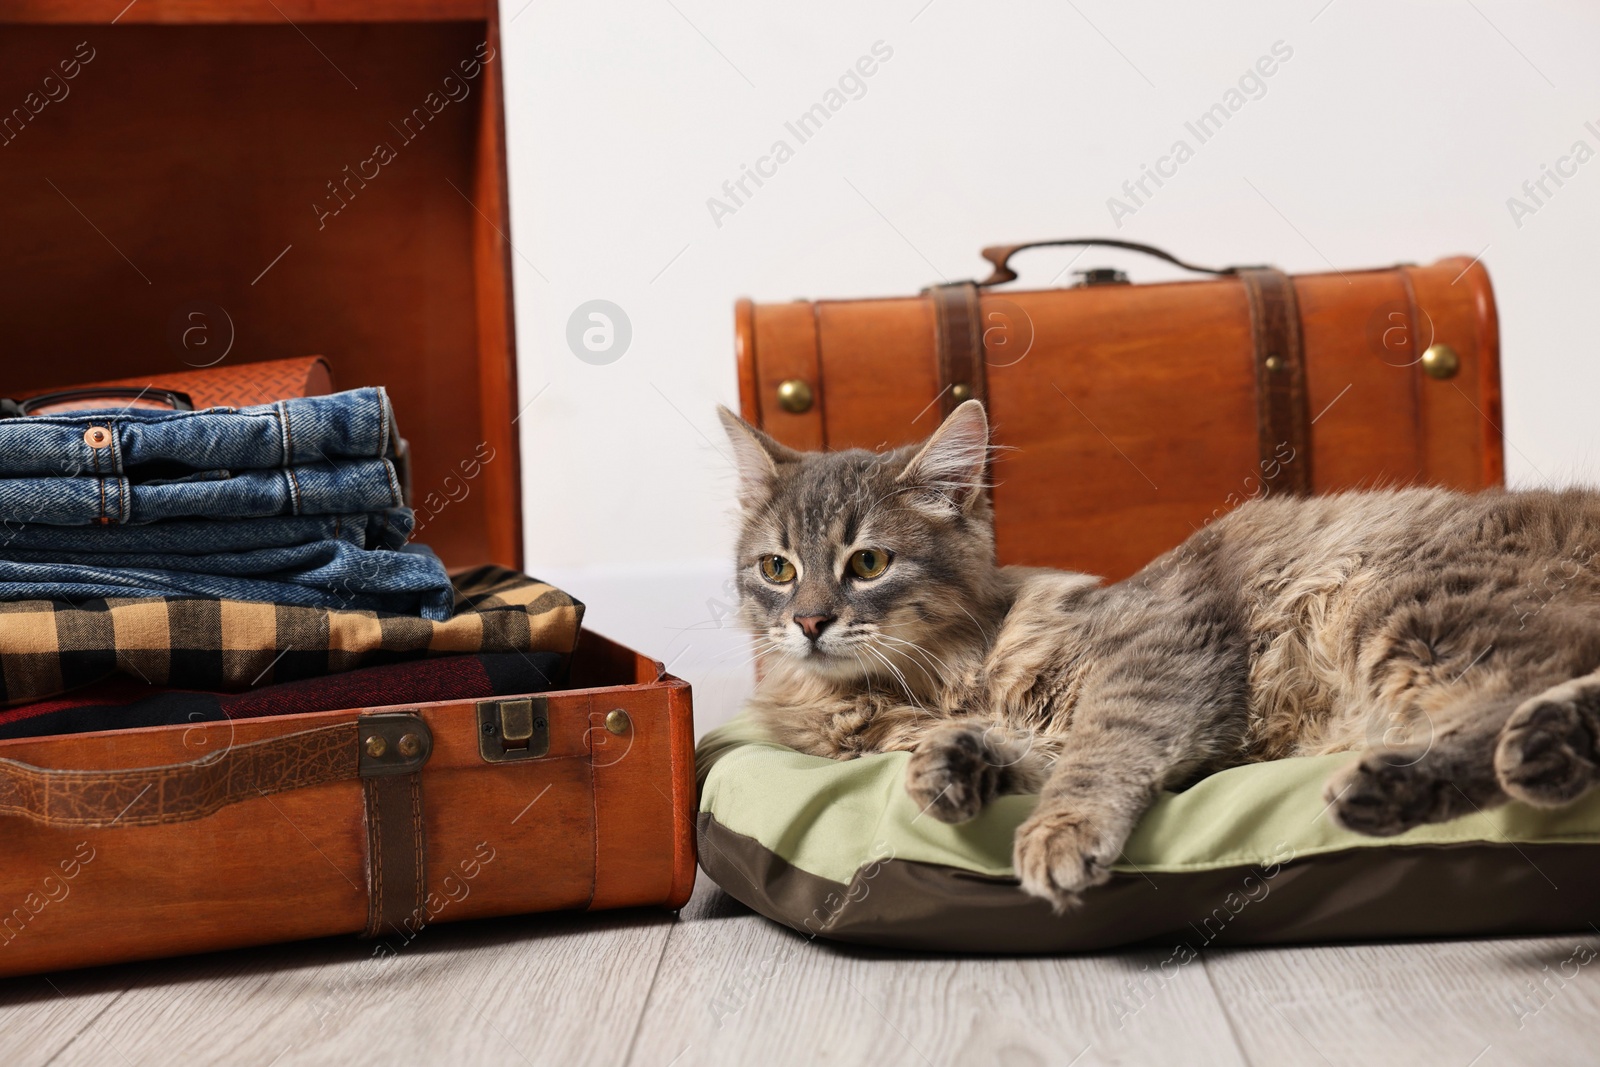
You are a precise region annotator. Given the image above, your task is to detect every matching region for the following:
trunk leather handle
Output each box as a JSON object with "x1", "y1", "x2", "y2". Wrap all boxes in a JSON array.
[
  {"x1": 0, "y1": 716, "x2": 430, "y2": 829},
  {"x1": 978, "y1": 238, "x2": 1253, "y2": 287}
]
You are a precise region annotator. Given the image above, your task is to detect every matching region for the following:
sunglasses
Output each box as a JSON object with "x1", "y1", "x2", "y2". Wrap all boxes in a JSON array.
[{"x1": 0, "y1": 387, "x2": 195, "y2": 418}]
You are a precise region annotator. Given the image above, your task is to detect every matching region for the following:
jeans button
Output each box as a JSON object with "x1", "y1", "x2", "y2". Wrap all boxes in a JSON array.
[{"x1": 83, "y1": 426, "x2": 111, "y2": 448}]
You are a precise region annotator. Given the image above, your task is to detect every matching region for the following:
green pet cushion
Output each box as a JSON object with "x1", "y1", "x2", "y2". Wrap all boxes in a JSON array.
[{"x1": 696, "y1": 717, "x2": 1600, "y2": 952}]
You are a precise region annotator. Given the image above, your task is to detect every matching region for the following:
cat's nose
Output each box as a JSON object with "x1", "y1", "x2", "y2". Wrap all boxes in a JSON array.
[{"x1": 793, "y1": 614, "x2": 837, "y2": 642}]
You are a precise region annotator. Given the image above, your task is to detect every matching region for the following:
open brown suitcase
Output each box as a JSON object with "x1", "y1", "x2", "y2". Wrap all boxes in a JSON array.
[
  {"x1": 0, "y1": 2, "x2": 695, "y2": 980},
  {"x1": 736, "y1": 239, "x2": 1504, "y2": 580}
]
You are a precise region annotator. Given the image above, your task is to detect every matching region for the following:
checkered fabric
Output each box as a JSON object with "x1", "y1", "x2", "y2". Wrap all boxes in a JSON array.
[
  {"x1": 0, "y1": 565, "x2": 583, "y2": 706},
  {"x1": 0, "y1": 651, "x2": 569, "y2": 740}
]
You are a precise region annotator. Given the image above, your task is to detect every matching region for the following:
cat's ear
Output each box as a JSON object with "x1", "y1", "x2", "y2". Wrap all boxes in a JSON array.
[
  {"x1": 717, "y1": 405, "x2": 801, "y2": 506},
  {"x1": 897, "y1": 399, "x2": 990, "y2": 513}
]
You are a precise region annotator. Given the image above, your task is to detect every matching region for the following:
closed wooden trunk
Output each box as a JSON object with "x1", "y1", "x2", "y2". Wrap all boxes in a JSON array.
[{"x1": 736, "y1": 248, "x2": 1503, "y2": 581}]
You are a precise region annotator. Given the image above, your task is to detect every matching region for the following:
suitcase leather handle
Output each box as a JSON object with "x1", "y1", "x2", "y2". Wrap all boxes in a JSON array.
[
  {"x1": 0, "y1": 716, "x2": 430, "y2": 829},
  {"x1": 978, "y1": 238, "x2": 1249, "y2": 287}
]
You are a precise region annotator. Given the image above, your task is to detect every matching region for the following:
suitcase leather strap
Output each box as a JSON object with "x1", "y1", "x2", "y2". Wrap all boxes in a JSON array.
[
  {"x1": 0, "y1": 721, "x2": 360, "y2": 828},
  {"x1": 362, "y1": 773, "x2": 426, "y2": 939},
  {"x1": 0, "y1": 714, "x2": 431, "y2": 942},
  {"x1": 356, "y1": 712, "x2": 432, "y2": 939},
  {"x1": 1238, "y1": 268, "x2": 1313, "y2": 495},
  {"x1": 926, "y1": 281, "x2": 987, "y2": 418}
]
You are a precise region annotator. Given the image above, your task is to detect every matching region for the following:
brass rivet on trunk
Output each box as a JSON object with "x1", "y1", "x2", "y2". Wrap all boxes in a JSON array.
[
  {"x1": 397, "y1": 734, "x2": 422, "y2": 758},
  {"x1": 1421, "y1": 343, "x2": 1460, "y2": 379},
  {"x1": 951, "y1": 383, "x2": 972, "y2": 402},
  {"x1": 777, "y1": 379, "x2": 813, "y2": 413},
  {"x1": 364, "y1": 735, "x2": 388, "y2": 758},
  {"x1": 605, "y1": 709, "x2": 631, "y2": 735}
]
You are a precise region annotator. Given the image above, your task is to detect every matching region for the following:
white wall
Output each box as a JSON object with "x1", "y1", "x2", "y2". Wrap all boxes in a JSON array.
[{"x1": 500, "y1": 0, "x2": 1600, "y2": 733}]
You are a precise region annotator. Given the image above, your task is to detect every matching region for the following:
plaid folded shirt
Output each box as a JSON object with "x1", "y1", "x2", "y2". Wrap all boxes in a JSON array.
[
  {"x1": 0, "y1": 565, "x2": 583, "y2": 706},
  {"x1": 0, "y1": 651, "x2": 568, "y2": 740}
]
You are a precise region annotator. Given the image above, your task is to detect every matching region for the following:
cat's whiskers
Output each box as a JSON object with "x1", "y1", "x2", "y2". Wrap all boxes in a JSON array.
[
  {"x1": 860, "y1": 643, "x2": 913, "y2": 701},
  {"x1": 847, "y1": 647, "x2": 874, "y2": 695},
  {"x1": 872, "y1": 631, "x2": 960, "y2": 686},
  {"x1": 858, "y1": 642, "x2": 928, "y2": 712},
  {"x1": 719, "y1": 635, "x2": 787, "y2": 674},
  {"x1": 850, "y1": 638, "x2": 895, "y2": 682},
  {"x1": 947, "y1": 600, "x2": 998, "y2": 645},
  {"x1": 863, "y1": 634, "x2": 943, "y2": 693},
  {"x1": 714, "y1": 630, "x2": 783, "y2": 658},
  {"x1": 708, "y1": 634, "x2": 780, "y2": 664},
  {"x1": 726, "y1": 648, "x2": 777, "y2": 675}
]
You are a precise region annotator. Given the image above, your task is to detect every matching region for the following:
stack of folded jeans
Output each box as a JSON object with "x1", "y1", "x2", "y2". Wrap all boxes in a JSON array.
[
  {"x1": 0, "y1": 386, "x2": 588, "y2": 738},
  {"x1": 0, "y1": 388, "x2": 455, "y2": 619}
]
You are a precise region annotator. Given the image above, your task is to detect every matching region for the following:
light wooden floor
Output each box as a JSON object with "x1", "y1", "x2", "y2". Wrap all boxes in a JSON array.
[{"x1": 4, "y1": 873, "x2": 1596, "y2": 1067}]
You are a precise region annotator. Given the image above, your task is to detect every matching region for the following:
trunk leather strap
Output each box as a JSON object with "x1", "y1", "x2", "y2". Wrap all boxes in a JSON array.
[
  {"x1": 1238, "y1": 268, "x2": 1313, "y2": 495},
  {"x1": 926, "y1": 281, "x2": 987, "y2": 418},
  {"x1": 362, "y1": 772, "x2": 427, "y2": 939},
  {"x1": 0, "y1": 721, "x2": 358, "y2": 828}
]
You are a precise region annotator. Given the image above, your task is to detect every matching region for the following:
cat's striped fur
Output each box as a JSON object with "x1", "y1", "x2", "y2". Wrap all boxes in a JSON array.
[{"x1": 721, "y1": 401, "x2": 1600, "y2": 910}]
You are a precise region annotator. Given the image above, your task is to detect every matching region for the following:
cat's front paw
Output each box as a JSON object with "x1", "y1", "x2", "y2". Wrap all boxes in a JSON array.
[
  {"x1": 905, "y1": 725, "x2": 999, "y2": 824},
  {"x1": 1012, "y1": 806, "x2": 1119, "y2": 913}
]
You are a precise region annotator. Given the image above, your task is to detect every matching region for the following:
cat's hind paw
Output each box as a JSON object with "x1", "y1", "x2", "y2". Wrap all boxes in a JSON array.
[
  {"x1": 1324, "y1": 750, "x2": 1469, "y2": 836},
  {"x1": 1011, "y1": 807, "x2": 1118, "y2": 913},
  {"x1": 1496, "y1": 688, "x2": 1600, "y2": 808}
]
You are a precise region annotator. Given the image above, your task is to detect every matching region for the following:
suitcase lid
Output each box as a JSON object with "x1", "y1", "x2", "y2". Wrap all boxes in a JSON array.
[{"x1": 0, "y1": 1, "x2": 521, "y2": 571}]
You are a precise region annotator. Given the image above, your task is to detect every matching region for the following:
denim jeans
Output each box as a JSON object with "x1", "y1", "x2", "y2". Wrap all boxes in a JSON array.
[
  {"x1": 0, "y1": 541, "x2": 453, "y2": 619},
  {"x1": 0, "y1": 509, "x2": 414, "y2": 553},
  {"x1": 0, "y1": 459, "x2": 404, "y2": 526},
  {"x1": 0, "y1": 387, "x2": 401, "y2": 477},
  {"x1": 0, "y1": 387, "x2": 447, "y2": 618}
]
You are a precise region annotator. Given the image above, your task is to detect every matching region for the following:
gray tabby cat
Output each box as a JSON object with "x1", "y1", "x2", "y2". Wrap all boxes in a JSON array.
[{"x1": 719, "y1": 400, "x2": 1600, "y2": 910}]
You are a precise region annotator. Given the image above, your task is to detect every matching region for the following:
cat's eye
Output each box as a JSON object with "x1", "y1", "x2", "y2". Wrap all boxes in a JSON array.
[
  {"x1": 759, "y1": 555, "x2": 796, "y2": 584},
  {"x1": 848, "y1": 548, "x2": 891, "y2": 580}
]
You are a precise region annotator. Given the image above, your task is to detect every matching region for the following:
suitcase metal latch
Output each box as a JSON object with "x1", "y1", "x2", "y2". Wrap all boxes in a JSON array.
[
  {"x1": 1073, "y1": 267, "x2": 1131, "y2": 287},
  {"x1": 477, "y1": 697, "x2": 550, "y2": 763}
]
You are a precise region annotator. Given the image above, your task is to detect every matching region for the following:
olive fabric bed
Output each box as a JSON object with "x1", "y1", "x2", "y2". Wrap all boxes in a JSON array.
[{"x1": 696, "y1": 717, "x2": 1600, "y2": 953}]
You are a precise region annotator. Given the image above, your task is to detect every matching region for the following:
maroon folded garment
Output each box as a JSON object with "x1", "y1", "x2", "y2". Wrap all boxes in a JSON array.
[{"x1": 0, "y1": 651, "x2": 565, "y2": 740}]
